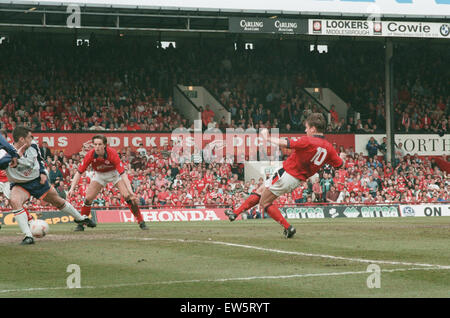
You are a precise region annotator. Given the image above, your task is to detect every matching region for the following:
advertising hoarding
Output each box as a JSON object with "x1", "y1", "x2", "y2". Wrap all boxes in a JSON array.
[{"x1": 309, "y1": 19, "x2": 450, "y2": 39}]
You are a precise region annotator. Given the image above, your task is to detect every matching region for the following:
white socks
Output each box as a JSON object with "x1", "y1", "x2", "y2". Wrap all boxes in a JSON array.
[
  {"x1": 60, "y1": 202, "x2": 86, "y2": 221},
  {"x1": 14, "y1": 209, "x2": 33, "y2": 238}
]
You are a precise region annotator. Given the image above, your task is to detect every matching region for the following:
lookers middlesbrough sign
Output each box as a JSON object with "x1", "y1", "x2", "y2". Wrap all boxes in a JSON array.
[{"x1": 309, "y1": 19, "x2": 450, "y2": 38}]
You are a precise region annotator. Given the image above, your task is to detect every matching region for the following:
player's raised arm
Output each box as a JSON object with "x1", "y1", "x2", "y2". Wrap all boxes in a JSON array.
[
  {"x1": 0, "y1": 132, "x2": 19, "y2": 158},
  {"x1": 260, "y1": 128, "x2": 289, "y2": 148},
  {"x1": 68, "y1": 152, "x2": 91, "y2": 197},
  {"x1": 68, "y1": 170, "x2": 82, "y2": 198}
]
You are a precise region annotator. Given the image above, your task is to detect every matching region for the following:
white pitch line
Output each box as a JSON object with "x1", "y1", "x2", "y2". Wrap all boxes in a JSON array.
[
  {"x1": 0, "y1": 266, "x2": 447, "y2": 294},
  {"x1": 129, "y1": 237, "x2": 450, "y2": 269}
]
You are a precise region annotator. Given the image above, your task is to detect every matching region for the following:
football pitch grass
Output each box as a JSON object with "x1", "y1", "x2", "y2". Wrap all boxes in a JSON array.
[{"x1": 0, "y1": 217, "x2": 449, "y2": 298}]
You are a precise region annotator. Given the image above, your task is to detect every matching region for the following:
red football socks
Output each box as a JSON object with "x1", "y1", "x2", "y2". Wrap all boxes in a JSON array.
[
  {"x1": 234, "y1": 193, "x2": 260, "y2": 216},
  {"x1": 265, "y1": 204, "x2": 290, "y2": 229},
  {"x1": 128, "y1": 204, "x2": 144, "y2": 223}
]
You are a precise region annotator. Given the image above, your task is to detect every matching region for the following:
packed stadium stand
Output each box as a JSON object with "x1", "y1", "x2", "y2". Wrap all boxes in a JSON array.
[{"x1": 0, "y1": 34, "x2": 448, "y2": 214}]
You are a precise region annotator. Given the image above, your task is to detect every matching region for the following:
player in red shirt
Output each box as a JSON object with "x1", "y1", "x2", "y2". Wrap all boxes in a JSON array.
[
  {"x1": 225, "y1": 113, "x2": 345, "y2": 238},
  {"x1": 68, "y1": 134, "x2": 148, "y2": 231}
]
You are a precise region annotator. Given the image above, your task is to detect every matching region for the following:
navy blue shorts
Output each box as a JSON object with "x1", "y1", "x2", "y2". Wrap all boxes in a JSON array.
[{"x1": 11, "y1": 177, "x2": 51, "y2": 199}]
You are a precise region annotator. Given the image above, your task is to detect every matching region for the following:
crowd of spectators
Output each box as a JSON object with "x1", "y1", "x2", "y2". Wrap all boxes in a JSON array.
[
  {"x1": 1, "y1": 35, "x2": 447, "y2": 135},
  {"x1": 0, "y1": 35, "x2": 189, "y2": 133},
  {"x1": 0, "y1": 34, "x2": 448, "y2": 216},
  {"x1": 0, "y1": 141, "x2": 447, "y2": 215},
  {"x1": 304, "y1": 42, "x2": 449, "y2": 135}
]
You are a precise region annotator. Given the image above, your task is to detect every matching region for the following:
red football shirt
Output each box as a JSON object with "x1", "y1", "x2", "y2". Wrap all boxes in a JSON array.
[
  {"x1": 283, "y1": 135, "x2": 343, "y2": 181},
  {"x1": 78, "y1": 147, "x2": 125, "y2": 174}
]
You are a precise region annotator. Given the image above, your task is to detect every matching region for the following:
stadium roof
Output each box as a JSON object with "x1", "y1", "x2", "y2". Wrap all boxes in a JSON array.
[{"x1": 0, "y1": 0, "x2": 449, "y2": 19}]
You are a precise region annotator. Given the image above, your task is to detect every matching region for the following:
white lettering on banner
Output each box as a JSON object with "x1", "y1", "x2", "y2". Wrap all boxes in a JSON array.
[
  {"x1": 146, "y1": 137, "x2": 157, "y2": 147},
  {"x1": 173, "y1": 211, "x2": 188, "y2": 221},
  {"x1": 30, "y1": 133, "x2": 354, "y2": 158},
  {"x1": 145, "y1": 212, "x2": 159, "y2": 222},
  {"x1": 58, "y1": 137, "x2": 68, "y2": 147},
  {"x1": 240, "y1": 20, "x2": 264, "y2": 28},
  {"x1": 282, "y1": 207, "x2": 325, "y2": 219},
  {"x1": 35, "y1": 136, "x2": 68, "y2": 147},
  {"x1": 344, "y1": 209, "x2": 360, "y2": 218},
  {"x1": 121, "y1": 211, "x2": 135, "y2": 223},
  {"x1": 160, "y1": 137, "x2": 168, "y2": 147},
  {"x1": 240, "y1": 20, "x2": 264, "y2": 29},
  {"x1": 109, "y1": 137, "x2": 120, "y2": 147},
  {"x1": 42, "y1": 136, "x2": 54, "y2": 147},
  {"x1": 132, "y1": 137, "x2": 142, "y2": 147},
  {"x1": 190, "y1": 211, "x2": 204, "y2": 221},
  {"x1": 361, "y1": 206, "x2": 399, "y2": 218},
  {"x1": 135, "y1": 210, "x2": 222, "y2": 222},
  {"x1": 275, "y1": 20, "x2": 297, "y2": 29}
]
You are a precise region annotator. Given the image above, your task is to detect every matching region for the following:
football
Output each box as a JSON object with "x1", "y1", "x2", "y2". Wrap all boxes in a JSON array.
[{"x1": 29, "y1": 219, "x2": 50, "y2": 238}]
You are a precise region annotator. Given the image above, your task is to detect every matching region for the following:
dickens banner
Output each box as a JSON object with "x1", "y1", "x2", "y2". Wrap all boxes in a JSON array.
[{"x1": 11, "y1": 132, "x2": 355, "y2": 157}]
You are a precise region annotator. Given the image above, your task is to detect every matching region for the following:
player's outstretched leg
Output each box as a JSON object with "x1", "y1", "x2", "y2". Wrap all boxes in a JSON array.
[
  {"x1": 43, "y1": 188, "x2": 97, "y2": 232},
  {"x1": 66, "y1": 201, "x2": 97, "y2": 230},
  {"x1": 225, "y1": 185, "x2": 266, "y2": 221},
  {"x1": 225, "y1": 192, "x2": 261, "y2": 222}
]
